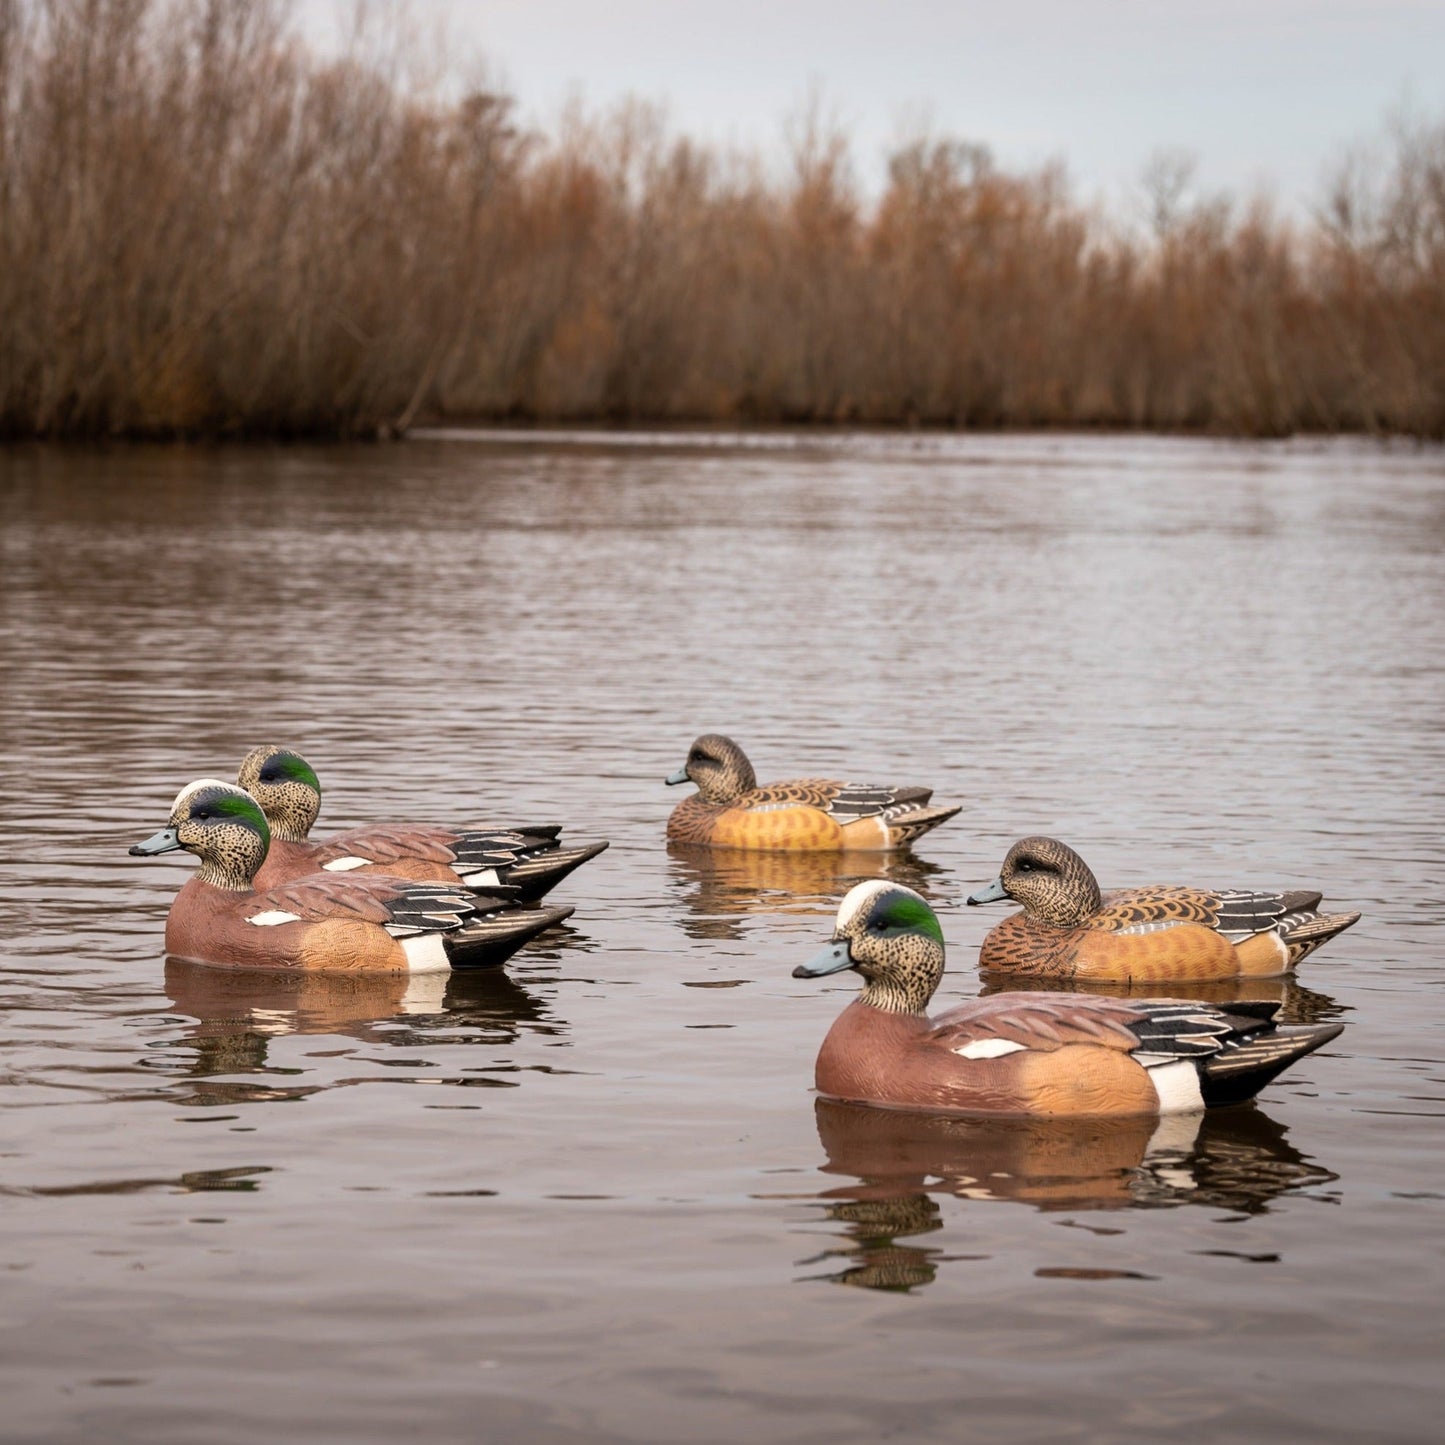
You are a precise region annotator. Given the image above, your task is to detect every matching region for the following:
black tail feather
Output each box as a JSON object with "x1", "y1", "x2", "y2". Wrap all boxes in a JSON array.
[{"x1": 1200, "y1": 1022, "x2": 1344, "y2": 1106}]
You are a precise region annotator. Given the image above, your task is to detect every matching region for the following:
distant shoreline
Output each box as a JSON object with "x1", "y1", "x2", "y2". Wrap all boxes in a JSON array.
[{"x1": 4, "y1": 2, "x2": 1442, "y2": 443}]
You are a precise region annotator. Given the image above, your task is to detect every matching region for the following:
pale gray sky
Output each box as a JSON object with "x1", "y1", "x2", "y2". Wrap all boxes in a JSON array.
[{"x1": 304, "y1": 0, "x2": 1443, "y2": 210}]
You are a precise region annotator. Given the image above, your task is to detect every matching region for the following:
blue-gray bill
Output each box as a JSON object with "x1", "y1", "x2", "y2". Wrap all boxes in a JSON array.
[
  {"x1": 129, "y1": 828, "x2": 182, "y2": 856},
  {"x1": 966, "y1": 877, "x2": 1009, "y2": 905},
  {"x1": 664, "y1": 767, "x2": 689, "y2": 786},
  {"x1": 793, "y1": 939, "x2": 854, "y2": 979}
]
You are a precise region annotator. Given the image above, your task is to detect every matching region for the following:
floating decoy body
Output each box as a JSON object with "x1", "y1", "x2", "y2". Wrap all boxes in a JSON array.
[
  {"x1": 237, "y1": 746, "x2": 607, "y2": 902},
  {"x1": 967, "y1": 837, "x2": 1361, "y2": 982},
  {"x1": 794, "y1": 881, "x2": 1342, "y2": 1116},
  {"x1": 665, "y1": 734, "x2": 961, "y2": 851},
  {"x1": 130, "y1": 781, "x2": 572, "y2": 972}
]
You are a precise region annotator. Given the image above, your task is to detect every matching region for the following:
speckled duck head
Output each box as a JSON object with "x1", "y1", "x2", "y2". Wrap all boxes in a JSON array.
[
  {"x1": 129, "y1": 780, "x2": 271, "y2": 891},
  {"x1": 237, "y1": 745, "x2": 322, "y2": 842},
  {"x1": 967, "y1": 836, "x2": 1103, "y2": 925},
  {"x1": 665, "y1": 734, "x2": 757, "y2": 804},
  {"x1": 793, "y1": 881, "x2": 946, "y2": 1015}
]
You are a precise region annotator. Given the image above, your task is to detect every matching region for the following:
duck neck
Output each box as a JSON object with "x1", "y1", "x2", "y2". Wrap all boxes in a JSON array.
[
  {"x1": 1054, "y1": 852, "x2": 1102, "y2": 923},
  {"x1": 697, "y1": 749, "x2": 756, "y2": 803},
  {"x1": 856, "y1": 935, "x2": 944, "y2": 1015},
  {"x1": 858, "y1": 978, "x2": 929, "y2": 1015},
  {"x1": 194, "y1": 826, "x2": 266, "y2": 892},
  {"x1": 196, "y1": 857, "x2": 254, "y2": 891},
  {"x1": 264, "y1": 789, "x2": 318, "y2": 843}
]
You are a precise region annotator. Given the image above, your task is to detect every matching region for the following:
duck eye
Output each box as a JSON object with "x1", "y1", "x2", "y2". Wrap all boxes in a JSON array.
[{"x1": 1017, "y1": 860, "x2": 1033, "y2": 873}]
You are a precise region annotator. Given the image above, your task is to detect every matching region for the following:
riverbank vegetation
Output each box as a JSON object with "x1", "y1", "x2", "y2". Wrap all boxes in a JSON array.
[{"x1": 2, "y1": 0, "x2": 1442, "y2": 439}]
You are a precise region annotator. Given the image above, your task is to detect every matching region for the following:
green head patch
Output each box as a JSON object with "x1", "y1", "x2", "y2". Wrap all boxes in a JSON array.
[
  {"x1": 870, "y1": 889, "x2": 944, "y2": 944},
  {"x1": 176, "y1": 782, "x2": 271, "y2": 846},
  {"x1": 259, "y1": 749, "x2": 320, "y2": 796}
]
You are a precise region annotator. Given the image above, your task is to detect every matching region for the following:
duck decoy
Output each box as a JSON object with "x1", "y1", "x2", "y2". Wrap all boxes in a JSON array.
[
  {"x1": 130, "y1": 780, "x2": 572, "y2": 971},
  {"x1": 967, "y1": 837, "x2": 1361, "y2": 981},
  {"x1": 237, "y1": 745, "x2": 607, "y2": 901},
  {"x1": 665, "y1": 734, "x2": 961, "y2": 851},
  {"x1": 794, "y1": 881, "x2": 1343, "y2": 1116}
]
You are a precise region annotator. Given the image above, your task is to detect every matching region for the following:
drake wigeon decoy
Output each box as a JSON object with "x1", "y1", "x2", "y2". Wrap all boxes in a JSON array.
[
  {"x1": 794, "y1": 881, "x2": 1343, "y2": 1116},
  {"x1": 237, "y1": 745, "x2": 607, "y2": 901},
  {"x1": 130, "y1": 780, "x2": 572, "y2": 972},
  {"x1": 665, "y1": 734, "x2": 961, "y2": 851},
  {"x1": 966, "y1": 837, "x2": 1361, "y2": 981}
]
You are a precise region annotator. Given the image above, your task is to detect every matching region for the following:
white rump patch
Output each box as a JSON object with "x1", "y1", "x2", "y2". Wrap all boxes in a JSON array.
[
  {"x1": 954, "y1": 1037, "x2": 1028, "y2": 1060},
  {"x1": 322, "y1": 856, "x2": 372, "y2": 872},
  {"x1": 246, "y1": 910, "x2": 303, "y2": 926},
  {"x1": 401, "y1": 932, "x2": 451, "y2": 974},
  {"x1": 1142, "y1": 1058, "x2": 1205, "y2": 1114}
]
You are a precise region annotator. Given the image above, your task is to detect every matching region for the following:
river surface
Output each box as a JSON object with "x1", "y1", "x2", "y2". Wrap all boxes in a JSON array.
[{"x1": 1, "y1": 430, "x2": 1442, "y2": 1443}]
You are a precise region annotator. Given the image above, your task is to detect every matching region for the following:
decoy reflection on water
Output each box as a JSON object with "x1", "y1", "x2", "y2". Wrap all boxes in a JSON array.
[
  {"x1": 164, "y1": 954, "x2": 551, "y2": 1045},
  {"x1": 967, "y1": 836, "x2": 1361, "y2": 982},
  {"x1": 238, "y1": 745, "x2": 608, "y2": 902},
  {"x1": 665, "y1": 733, "x2": 961, "y2": 851},
  {"x1": 667, "y1": 841, "x2": 944, "y2": 942},
  {"x1": 801, "y1": 1099, "x2": 1338, "y2": 1291},
  {"x1": 812, "y1": 1098, "x2": 1337, "y2": 1214},
  {"x1": 159, "y1": 956, "x2": 558, "y2": 1100}
]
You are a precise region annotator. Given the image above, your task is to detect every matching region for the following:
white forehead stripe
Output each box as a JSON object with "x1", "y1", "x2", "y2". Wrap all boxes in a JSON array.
[
  {"x1": 954, "y1": 1038, "x2": 1028, "y2": 1060},
  {"x1": 172, "y1": 778, "x2": 245, "y2": 813},
  {"x1": 836, "y1": 879, "x2": 899, "y2": 931}
]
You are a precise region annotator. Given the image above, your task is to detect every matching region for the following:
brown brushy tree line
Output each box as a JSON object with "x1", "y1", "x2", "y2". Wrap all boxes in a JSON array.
[{"x1": 2, "y1": 0, "x2": 1442, "y2": 439}]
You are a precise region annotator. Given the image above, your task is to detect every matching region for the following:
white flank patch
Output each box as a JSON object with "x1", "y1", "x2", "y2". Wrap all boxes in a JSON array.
[
  {"x1": 460, "y1": 868, "x2": 502, "y2": 888},
  {"x1": 246, "y1": 910, "x2": 303, "y2": 926},
  {"x1": 954, "y1": 1037, "x2": 1028, "y2": 1060},
  {"x1": 400, "y1": 972, "x2": 449, "y2": 1013},
  {"x1": 322, "y1": 856, "x2": 372, "y2": 872},
  {"x1": 400, "y1": 932, "x2": 452, "y2": 974},
  {"x1": 1143, "y1": 1058, "x2": 1205, "y2": 1114}
]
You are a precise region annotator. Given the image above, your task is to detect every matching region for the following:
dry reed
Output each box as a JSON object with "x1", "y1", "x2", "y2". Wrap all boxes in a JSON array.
[{"x1": 2, "y1": 0, "x2": 1442, "y2": 439}]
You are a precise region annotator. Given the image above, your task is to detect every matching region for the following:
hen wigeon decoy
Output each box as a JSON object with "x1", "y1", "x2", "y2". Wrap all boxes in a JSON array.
[
  {"x1": 966, "y1": 837, "x2": 1361, "y2": 981},
  {"x1": 793, "y1": 881, "x2": 1343, "y2": 1116},
  {"x1": 130, "y1": 780, "x2": 573, "y2": 972},
  {"x1": 665, "y1": 734, "x2": 961, "y2": 851},
  {"x1": 237, "y1": 745, "x2": 607, "y2": 901}
]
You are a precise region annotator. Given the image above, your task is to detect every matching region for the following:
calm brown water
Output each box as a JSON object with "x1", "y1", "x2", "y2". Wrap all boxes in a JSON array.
[{"x1": 1, "y1": 431, "x2": 1442, "y2": 1443}]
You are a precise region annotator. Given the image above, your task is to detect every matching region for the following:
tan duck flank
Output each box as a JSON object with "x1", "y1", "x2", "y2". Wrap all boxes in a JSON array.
[
  {"x1": 793, "y1": 881, "x2": 1343, "y2": 1116},
  {"x1": 130, "y1": 780, "x2": 572, "y2": 972},
  {"x1": 967, "y1": 837, "x2": 1361, "y2": 982},
  {"x1": 665, "y1": 734, "x2": 961, "y2": 851},
  {"x1": 238, "y1": 745, "x2": 607, "y2": 902}
]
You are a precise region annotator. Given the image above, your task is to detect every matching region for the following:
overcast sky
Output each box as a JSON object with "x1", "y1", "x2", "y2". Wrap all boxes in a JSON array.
[{"x1": 303, "y1": 0, "x2": 1444, "y2": 211}]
